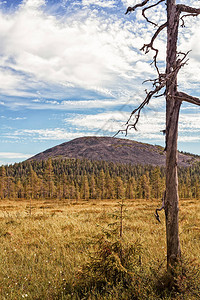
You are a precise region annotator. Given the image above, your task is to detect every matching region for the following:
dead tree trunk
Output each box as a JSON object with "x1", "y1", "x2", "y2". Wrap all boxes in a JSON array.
[
  {"x1": 121, "y1": 0, "x2": 200, "y2": 270},
  {"x1": 165, "y1": 0, "x2": 181, "y2": 268}
]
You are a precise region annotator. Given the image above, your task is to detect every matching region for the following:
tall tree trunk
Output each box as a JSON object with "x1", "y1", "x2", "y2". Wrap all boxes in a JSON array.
[
  {"x1": 165, "y1": 0, "x2": 181, "y2": 269},
  {"x1": 125, "y1": 0, "x2": 200, "y2": 271}
]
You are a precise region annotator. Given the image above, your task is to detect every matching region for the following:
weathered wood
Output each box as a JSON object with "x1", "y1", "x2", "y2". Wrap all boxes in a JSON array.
[
  {"x1": 175, "y1": 92, "x2": 200, "y2": 106},
  {"x1": 124, "y1": 0, "x2": 200, "y2": 270},
  {"x1": 165, "y1": 0, "x2": 182, "y2": 268}
]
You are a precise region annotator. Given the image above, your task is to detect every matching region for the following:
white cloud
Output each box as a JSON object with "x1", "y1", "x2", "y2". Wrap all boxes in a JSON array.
[
  {"x1": 0, "y1": 0, "x2": 199, "y2": 106},
  {"x1": 21, "y1": 0, "x2": 45, "y2": 9},
  {"x1": 0, "y1": 3, "x2": 138, "y2": 96},
  {"x1": 64, "y1": 110, "x2": 166, "y2": 140},
  {"x1": 82, "y1": 0, "x2": 116, "y2": 8},
  {"x1": 5, "y1": 128, "x2": 89, "y2": 141},
  {"x1": 0, "y1": 0, "x2": 166, "y2": 103},
  {"x1": 63, "y1": 107, "x2": 200, "y2": 143},
  {"x1": 0, "y1": 152, "x2": 32, "y2": 159},
  {"x1": 0, "y1": 0, "x2": 199, "y2": 161},
  {"x1": 0, "y1": 115, "x2": 27, "y2": 120},
  {"x1": 121, "y1": 0, "x2": 138, "y2": 6}
]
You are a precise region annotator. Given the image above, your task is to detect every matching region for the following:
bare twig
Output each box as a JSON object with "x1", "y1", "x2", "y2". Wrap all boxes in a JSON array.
[
  {"x1": 116, "y1": 3, "x2": 199, "y2": 139},
  {"x1": 114, "y1": 51, "x2": 191, "y2": 137},
  {"x1": 142, "y1": 0, "x2": 165, "y2": 26},
  {"x1": 180, "y1": 13, "x2": 199, "y2": 27},
  {"x1": 113, "y1": 82, "x2": 166, "y2": 137},
  {"x1": 141, "y1": 22, "x2": 167, "y2": 75},
  {"x1": 125, "y1": 0, "x2": 150, "y2": 15}
]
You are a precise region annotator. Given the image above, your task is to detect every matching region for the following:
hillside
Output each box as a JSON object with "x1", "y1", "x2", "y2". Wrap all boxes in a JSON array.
[{"x1": 28, "y1": 136, "x2": 199, "y2": 167}]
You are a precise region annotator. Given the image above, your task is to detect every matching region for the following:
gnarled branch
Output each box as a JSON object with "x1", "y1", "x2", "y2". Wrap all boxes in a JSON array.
[
  {"x1": 176, "y1": 4, "x2": 200, "y2": 27},
  {"x1": 175, "y1": 92, "x2": 200, "y2": 106},
  {"x1": 125, "y1": 0, "x2": 150, "y2": 15},
  {"x1": 114, "y1": 51, "x2": 191, "y2": 137},
  {"x1": 113, "y1": 80, "x2": 166, "y2": 137},
  {"x1": 180, "y1": 13, "x2": 199, "y2": 27},
  {"x1": 119, "y1": 2, "x2": 199, "y2": 139},
  {"x1": 141, "y1": 22, "x2": 167, "y2": 75},
  {"x1": 142, "y1": 0, "x2": 165, "y2": 27},
  {"x1": 177, "y1": 5, "x2": 200, "y2": 14}
]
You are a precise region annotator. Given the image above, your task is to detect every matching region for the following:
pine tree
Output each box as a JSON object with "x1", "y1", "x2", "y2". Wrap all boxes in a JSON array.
[
  {"x1": 26, "y1": 163, "x2": 40, "y2": 199},
  {"x1": 138, "y1": 173, "x2": 150, "y2": 199},
  {"x1": 75, "y1": 183, "x2": 80, "y2": 202},
  {"x1": 99, "y1": 169, "x2": 106, "y2": 199},
  {"x1": 126, "y1": 177, "x2": 136, "y2": 199},
  {"x1": 81, "y1": 175, "x2": 90, "y2": 200},
  {"x1": 0, "y1": 166, "x2": 6, "y2": 199},
  {"x1": 193, "y1": 177, "x2": 199, "y2": 200},
  {"x1": 105, "y1": 171, "x2": 115, "y2": 199},
  {"x1": 185, "y1": 169, "x2": 192, "y2": 199},
  {"x1": 15, "y1": 179, "x2": 24, "y2": 199},
  {"x1": 90, "y1": 175, "x2": 97, "y2": 199},
  {"x1": 44, "y1": 158, "x2": 55, "y2": 199},
  {"x1": 150, "y1": 167, "x2": 163, "y2": 199},
  {"x1": 69, "y1": 182, "x2": 76, "y2": 200},
  {"x1": 115, "y1": 176, "x2": 125, "y2": 199},
  {"x1": 62, "y1": 174, "x2": 69, "y2": 199}
]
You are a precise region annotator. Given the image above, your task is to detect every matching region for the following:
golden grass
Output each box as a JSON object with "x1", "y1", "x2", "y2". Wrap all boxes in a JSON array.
[{"x1": 0, "y1": 198, "x2": 199, "y2": 299}]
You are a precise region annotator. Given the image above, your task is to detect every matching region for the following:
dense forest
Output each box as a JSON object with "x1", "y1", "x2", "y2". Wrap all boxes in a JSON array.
[{"x1": 0, "y1": 158, "x2": 199, "y2": 200}]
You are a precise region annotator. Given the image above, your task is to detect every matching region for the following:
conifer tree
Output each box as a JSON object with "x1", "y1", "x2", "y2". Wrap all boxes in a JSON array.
[
  {"x1": 99, "y1": 169, "x2": 106, "y2": 199},
  {"x1": 90, "y1": 174, "x2": 97, "y2": 199},
  {"x1": 115, "y1": 176, "x2": 125, "y2": 199},
  {"x1": 185, "y1": 169, "x2": 192, "y2": 199},
  {"x1": 27, "y1": 163, "x2": 40, "y2": 199},
  {"x1": 15, "y1": 179, "x2": 24, "y2": 199},
  {"x1": 44, "y1": 158, "x2": 55, "y2": 199},
  {"x1": 81, "y1": 175, "x2": 90, "y2": 200},
  {"x1": 75, "y1": 183, "x2": 80, "y2": 202},
  {"x1": 151, "y1": 167, "x2": 163, "y2": 199},
  {"x1": 138, "y1": 173, "x2": 150, "y2": 199},
  {"x1": 193, "y1": 178, "x2": 200, "y2": 200},
  {"x1": 126, "y1": 177, "x2": 136, "y2": 199},
  {"x1": 105, "y1": 171, "x2": 115, "y2": 199},
  {"x1": 0, "y1": 166, "x2": 6, "y2": 199}
]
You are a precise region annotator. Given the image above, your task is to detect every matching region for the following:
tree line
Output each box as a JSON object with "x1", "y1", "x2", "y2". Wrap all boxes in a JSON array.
[{"x1": 0, "y1": 158, "x2": 199, "y2": 200}]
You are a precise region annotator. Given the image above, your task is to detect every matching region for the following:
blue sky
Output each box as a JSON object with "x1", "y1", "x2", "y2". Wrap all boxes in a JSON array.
[{"x1": 0, "y1": 0, "x2": 200, "y2": 165}]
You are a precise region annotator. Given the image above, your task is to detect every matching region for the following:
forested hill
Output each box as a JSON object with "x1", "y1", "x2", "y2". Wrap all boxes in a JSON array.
[
  {"x1": 0, "y1": 158, "x2": 200, "y2": 200},
  {"x1": 28, "y1": 136, "x2": 199, "y2": 167},
  {"x1": 0, "y1": 137, "x2": 199, "y2": 200}
]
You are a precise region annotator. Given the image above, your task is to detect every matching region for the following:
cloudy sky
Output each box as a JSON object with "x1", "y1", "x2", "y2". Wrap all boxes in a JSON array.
[{"x1": 0, "y1": 0, "x2": 200, "y2": 165}]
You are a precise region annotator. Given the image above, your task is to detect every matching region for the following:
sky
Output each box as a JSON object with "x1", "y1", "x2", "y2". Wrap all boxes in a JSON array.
[{"x1": 0, "y1": 0, "x2": 200, "y2": 165}]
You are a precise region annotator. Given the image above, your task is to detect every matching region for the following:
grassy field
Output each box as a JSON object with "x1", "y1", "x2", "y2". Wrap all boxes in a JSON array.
[{"x1": 0, "y1": 198, "x2": 199, "y2": 299}]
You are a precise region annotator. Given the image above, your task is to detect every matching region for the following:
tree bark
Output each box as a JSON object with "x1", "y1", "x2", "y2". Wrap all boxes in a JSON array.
[
  {"x1": 165, "y1": 0, "x2": 181, "y2": 269},
  {"x1": 124, "y1": 0, "x2": 200, "y2": 271}
]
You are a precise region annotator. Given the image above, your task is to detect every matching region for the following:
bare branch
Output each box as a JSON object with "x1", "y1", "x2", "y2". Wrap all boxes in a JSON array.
[
  {"x1": 154, "y1": 91, "x2": 165, "y2": 98},
  {"x1": 141, "y1": 22, "x2": 167, "y2": 52},
  {"x1": 175, "y1": 92, "x2": 200, "y2": 106},
  {"x1": 142, "y1": 0, "x2": 165, "y2": 26},
  {"x1": 141, "y1": 22, "x2": 167, "y2": 75},
  {"x1": 114, "y1": 80, "x2": 166, "y2": 137},
  {"x1": 125, "y1": 1, "x2": 167, "y2": 75},
  {"x1": 114, "y1": 51, "x2": 190, "y2": 137},
  {"x1": 125, "y1": 0, "x2": 150, "y2": 15},
  {"x1": 177, "y1": 5, "x2": 200, "y2": 15},
  {"x1": 180, "y1": 13, "x2": 199, "y2": 27}
]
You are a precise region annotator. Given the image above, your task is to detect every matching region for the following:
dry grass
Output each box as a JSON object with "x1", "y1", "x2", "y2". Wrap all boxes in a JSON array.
[{"x1": 0, "y1": 198, "x2": 199, "y2": 299}]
